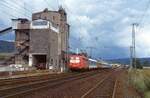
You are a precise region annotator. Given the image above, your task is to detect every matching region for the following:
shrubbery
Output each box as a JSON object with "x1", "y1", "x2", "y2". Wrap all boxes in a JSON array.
[{"x1": 129, "y1": 69, "x2": 150, "y2": 98}]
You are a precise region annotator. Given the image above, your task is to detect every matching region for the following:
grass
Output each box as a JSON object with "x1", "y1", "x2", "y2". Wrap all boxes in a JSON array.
[
  {"x1": 129, "y1": 68, "x2": 150, "y2": 98},
  {"x1": 0, "y1": 53, "x2": 13, "y2": 60},
  {"x1": 0, "y1": 55, "x2": 7, "y2": 60}
]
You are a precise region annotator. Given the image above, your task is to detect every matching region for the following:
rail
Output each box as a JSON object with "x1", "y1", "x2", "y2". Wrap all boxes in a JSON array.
[
  {"x1": 80, "y1": 69, "x2": 121, "y2": 98},
  {"x1": 81, "y1": 73, "x2": 112, "y2": 98},
  {"x1": 112, "y1": 79, "x2": 118, "y2": 98},
  {"x1": 0, "y1": 70, "x2": 103, "y2": 98}
]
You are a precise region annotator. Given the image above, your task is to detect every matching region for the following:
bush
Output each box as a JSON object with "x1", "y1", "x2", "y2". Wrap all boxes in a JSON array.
[
  {"x1": 132, "y1": 59, "x2": 143, "y2": 69},
  {"x1": 129, "y1": 69, "x2": 150, "y2": 98}
]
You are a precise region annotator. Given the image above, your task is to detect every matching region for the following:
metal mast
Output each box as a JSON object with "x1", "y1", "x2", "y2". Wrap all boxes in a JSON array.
[
  {"x1": 130, "y1": 46, "x2": 133, "y2": 69},
  {"x1": 132, "y1": 23, "x2": 138, "y2": 68},
  {"x1": 86, "y1": 46, "x2": 96, "y2": 58}
]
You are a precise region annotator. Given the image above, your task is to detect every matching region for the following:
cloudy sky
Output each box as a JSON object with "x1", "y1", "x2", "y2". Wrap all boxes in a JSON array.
[{"x1": 0, "y1": 0, "x2": 150, "y2": 59}]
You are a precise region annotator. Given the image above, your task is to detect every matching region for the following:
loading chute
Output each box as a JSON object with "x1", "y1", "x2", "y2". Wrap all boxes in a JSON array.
[{"x1": 0, "y1": 27, "x2": 13, "y2": 36}]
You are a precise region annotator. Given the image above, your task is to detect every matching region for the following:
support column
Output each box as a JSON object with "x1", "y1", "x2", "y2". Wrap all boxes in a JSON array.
[{"x1": 29, "y1": 54, "x2": 33, "y2": 67}]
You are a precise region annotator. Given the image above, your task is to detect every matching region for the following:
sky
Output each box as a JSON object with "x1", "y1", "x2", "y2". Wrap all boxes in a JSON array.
[{"x1": 0, "y1": 0, "x2": 150, "y2": 59}]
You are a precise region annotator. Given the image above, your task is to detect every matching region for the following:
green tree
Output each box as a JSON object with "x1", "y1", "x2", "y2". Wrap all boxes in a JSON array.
[
  {"x1": 136, "y1": 59, "x2": 143, "y2": 69},
  {"x1": 143, "y1": 60, "x2": 149, "y2": 67}
]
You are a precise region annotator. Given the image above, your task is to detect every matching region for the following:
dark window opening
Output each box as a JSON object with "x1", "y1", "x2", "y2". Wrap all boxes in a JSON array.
[
  {"x1": 53, "y1": 16, "x2": 55, "y2": 20},
  {"x1": 51, "y1": 59, "x2": 53, "y2": 65}
]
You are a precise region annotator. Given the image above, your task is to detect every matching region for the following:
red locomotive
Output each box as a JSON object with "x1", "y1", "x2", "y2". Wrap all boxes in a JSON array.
[{"x1": 68, "y1": 53, "x2": 100, "y2": 70}]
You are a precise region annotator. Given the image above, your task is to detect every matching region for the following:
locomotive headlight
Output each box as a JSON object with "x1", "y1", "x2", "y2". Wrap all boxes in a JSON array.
[
  {"x1": 70, "y1": 60, "x2": 74, "y2": 63},
  {"x1": 76, "y1": 60, "x2": 80, "y2": 63},
  {"x1": 70, "y1": 59, "x2": 80, "y2": 63}
]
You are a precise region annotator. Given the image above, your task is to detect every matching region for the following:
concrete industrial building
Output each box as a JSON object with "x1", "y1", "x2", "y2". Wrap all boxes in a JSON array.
[{"x1": 11, "y1": 7, "x2": 69, "y2": 71}]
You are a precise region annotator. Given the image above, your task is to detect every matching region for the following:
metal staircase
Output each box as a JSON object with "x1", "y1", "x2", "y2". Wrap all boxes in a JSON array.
[
  {"x1": 0, "y1": 27, "x2": 12, "y2": 35},
  {"x1": 0, "y1": 27, "x2": 29, "y2": 65}
]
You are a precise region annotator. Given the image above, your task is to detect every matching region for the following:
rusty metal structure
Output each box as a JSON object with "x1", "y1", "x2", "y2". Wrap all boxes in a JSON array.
[{"x1": 1, "y1": 7, "x2": 69, "y2": 71}]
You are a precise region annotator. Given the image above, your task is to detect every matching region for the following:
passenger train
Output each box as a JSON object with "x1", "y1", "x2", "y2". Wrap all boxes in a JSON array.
[{"x1": 68, "y1": 53, "x2": 105, "y2": 70}]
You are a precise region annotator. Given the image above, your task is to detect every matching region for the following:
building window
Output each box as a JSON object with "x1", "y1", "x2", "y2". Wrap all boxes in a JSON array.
[
  {"x1": 51, "y1": 59, "x2": 53, "y2": 65},
  {"x1": 36, "y1": 14, "x2": 41, "y2": 19},
  {"x1": 56, "y1": 60, "x2": 57, "y2": 66},
  {"x1": 53, "y1": 16, "x2": 55, "y2": 21}
]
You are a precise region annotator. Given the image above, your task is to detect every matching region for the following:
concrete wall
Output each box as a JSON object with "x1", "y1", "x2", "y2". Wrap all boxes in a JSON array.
[
  {"x1": 31, "y1": 8, "x2": 69, "y2": 71},
  {"x1": 14, "y1": 8, "x2": 69, "y2": 71},
  {"x1": 29, "y1": 29, "x2": 60, "y2": 69},
  {"x1": 29, "y1": 29, "x2": 50, "y2": 54},
  {"x1": 32, "y1": 11, "x2": 61, "y2": 25}
]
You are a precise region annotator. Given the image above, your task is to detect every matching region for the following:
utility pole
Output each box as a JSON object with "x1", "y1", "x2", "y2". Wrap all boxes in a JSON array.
[
  {"x1": 130, "y1": 46, "x2": 133, "y2": 69},
  {"x1": 131, "y1": 23, "x2": 138, "y2": 68},
  {"x1": 86, "y1": 46, "x2": 96, "y2": 58}
]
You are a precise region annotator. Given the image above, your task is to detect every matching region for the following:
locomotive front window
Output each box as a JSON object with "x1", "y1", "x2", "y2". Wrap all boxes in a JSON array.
[
  {"x1": 76, "y1": 57, "x2": 80, "y2": 60},
  {"x1": 75, "y1": 59, "x2": 80, "y2": 63},
  {"x1": 71, "y1": 57, "x2": 74, "y2": 60}
]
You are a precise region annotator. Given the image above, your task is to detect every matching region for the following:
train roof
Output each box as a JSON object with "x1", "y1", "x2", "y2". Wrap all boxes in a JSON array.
[{"x1": 88, "y1": 58, "x2": 97, "y2": 62}]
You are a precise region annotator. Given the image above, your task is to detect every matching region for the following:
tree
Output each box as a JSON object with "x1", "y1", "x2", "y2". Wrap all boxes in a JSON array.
[
  {"x1": 143, "y1": 60, "x2": 149, "y2": 67},
  {"x1": 136, "y1": 58, "x2": 143, "y2": 69}
]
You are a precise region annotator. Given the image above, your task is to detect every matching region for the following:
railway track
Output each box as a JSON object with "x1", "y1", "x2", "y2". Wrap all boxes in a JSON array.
[
  {"x1": 0, "y1": 69, "x2": 110, "y2": 98},
  {"x1": 21, "y1": 68, "x2": 119, "y2": 98},
  {"x1": 0, "y1": 72, "x2": 74, "y2": 87},
  {"x1": 80, "y1": 72, "x2": 119, "y2": 98}
]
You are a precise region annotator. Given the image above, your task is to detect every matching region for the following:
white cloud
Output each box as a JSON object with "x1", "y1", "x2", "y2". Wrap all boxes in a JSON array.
[{"x1": 1, "y1": 0, "x2": 150, "y2": 58}]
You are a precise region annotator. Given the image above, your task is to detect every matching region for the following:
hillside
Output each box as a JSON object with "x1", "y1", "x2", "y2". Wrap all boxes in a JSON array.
[
  {"x1": 0, "y1": 40, "x2": 15, "y2": 53},
  {"x1": 106, "y1": 58, "x2": 150, "y2": 67}
]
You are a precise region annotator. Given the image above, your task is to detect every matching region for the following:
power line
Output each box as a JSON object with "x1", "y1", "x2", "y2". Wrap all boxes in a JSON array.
[
  {"x1": 86, "y1": 46, "x2": 96, "y2": 58},
  {"x1": 57, "y1": 0, "x2": 60, "y2": 8},
  {"x1": 0, "y1": 1, "x2": 30, "y2": 18},
  {"x1": 0, "y1": 7, "x2": 18, "y2": 19},
  {"x1": 44, "y1": 0, "x2": 49, "y2": 8},
  {"x1": 13, "y1": 0, "x2": 32, "y2": 9},
  {"x1": 1, "y1": 0, "x2": 32, "y2": 15},
  {"x1": 43, "y1": 0, "x2": 55, "y2": 10},
  {"x1": 138, "y1": 0, "x2": 150, "y2": 26},
  {"x1": 0, "y1": 4, "x2": 23, "y2": 18}
]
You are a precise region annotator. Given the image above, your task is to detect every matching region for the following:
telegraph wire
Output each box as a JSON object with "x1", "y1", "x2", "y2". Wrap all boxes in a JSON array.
[
  {"x1": 138, "y1": 0, "x2": 150, "y2": 25},
  {"x1": 1, "y1": 0, "x2": 32, "y2": 15},
  {"x1": 44, "y1": 0, "x2": 50, "y2": 8},
  {"x1": 0, "y1": 1, "x2": 31, "y2": 18},
  {"x1": 0, "y1": 6, "x2": 18, "y2": 19},
  {"x1": 14, "y1": 0, "x2": 33, "y2": 9},
  {"x1": 63, "y1": 4, "x2": 95, "y2": 55},
  {"x1": 43, "y1": 0, "x2": 55, "y2": 10},
  {"x1": 0, "y1": 3, "x2": 29, "y2": 18}
]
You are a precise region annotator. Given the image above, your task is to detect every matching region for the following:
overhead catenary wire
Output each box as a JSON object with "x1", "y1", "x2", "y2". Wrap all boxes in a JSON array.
[
  {"x1": 14, "y1": 0, "x2": 33, "y2": 9},
  {"x1": 63, "y1": 3, "x2": 100, "y2": 56},
  {"x1": 138, "y1": 0, "x2": 150, "y2": 26},
  {"x1": 1, "y1": 0, "x2": 32, "y2": 15},
  {"x1": 44, "y1": 0, "x2": 50, "y2": 8},
  {"x1": 0, "y1": 4, "x2": 26, "y2": 19},
  {"x1": 43, "y1": 0, "x2": 55, "y2": 10},
  {"x1": 57, "y1": 0, "x2": 60, "y2": 8},
  {"x1": 0, "y1": 8, "x2": 18, "y2": 19},
  {"x1": 129, "y1": 0, "x2": 150, "y2": 68},
  {"x1": 0, "y1": 1, "x2": 31, "y2": 18},
  {"x1": 1, "y1": 0, "x2": 32, "y2": 18}
]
